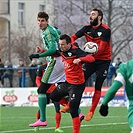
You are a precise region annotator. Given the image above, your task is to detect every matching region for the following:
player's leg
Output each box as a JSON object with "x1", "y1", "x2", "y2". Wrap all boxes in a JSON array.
[
  {"x1": 53, "y1": 102, "x2": 64, "y2": 132},
  {"x1": 59, "y1": 99, "x2": 70, "y2": 113},
  {"x1": 127, "y1": 100, "x2": 133, "y2": 133},
  {"x1": 84, "y1": 60, "x2": 110, "y2": 122},
  {"x1": 69, "y1": 83, "x2": 85, "y2": 133},
  {"x1": 50, "y1": 82, "x2": 68, "y2": 103},
  {"x1": 36, "y1": 93, "x2": 50, "y2": 120},
  {"x1": 36, "y1": 110, "x2": 40, "y2": 120},
  {"x1": 29, "y1": 57, "x2": 65, "y2": 127},
  {"x1": 29, "y1": 82, "x2": 52, "y2": 127},
  {"x1": 59, "y1": 101, "x2": 84, "y2": 122}
]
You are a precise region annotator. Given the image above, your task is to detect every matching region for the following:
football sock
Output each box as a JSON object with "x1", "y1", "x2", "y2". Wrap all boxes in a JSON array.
[
  {"x1": 38, "y1": 94, "x2": 47, "y2": 122},
  {"x1": 36, "y1": 110, "x2": 40, "y2": 120},
  {"x1": 58, "y1": 97, "x2": 68, "y2": 106},
  {"x1": 72, "y1": 117, "x2": 80, "y2": 133},
  {"x1": 78, "y1": 108, "x2": 81, "y2": 114},
  {"x1": 55, "y1": 112, "x2": 61, "y2": 129},
  {"x1": 89, "y1": 90, "x2": 101, "y2": 113}
]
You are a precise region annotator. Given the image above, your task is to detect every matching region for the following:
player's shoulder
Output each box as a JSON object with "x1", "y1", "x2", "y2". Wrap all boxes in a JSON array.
[
  {"x1": 85, "y1": 24, "x2": 91, "y2": 27},
  {"x1": 83, "y1": 24, "x2": 91, "y2": 28},
  {"x1": 72, "y1": 43, "x2": 79, "y2": 49},
  {"x1": 47, "y1": 25, "x2": 55, "y2": 32},
  {"x1": 44, "y1": 25, "x2": 58, "y2": 37},
  {"x1": 101, "y1": 23, "x2": 110, "y2": 30},
  {"x1": 125, "y1": 59, "x2": 133, "y2": 67}
]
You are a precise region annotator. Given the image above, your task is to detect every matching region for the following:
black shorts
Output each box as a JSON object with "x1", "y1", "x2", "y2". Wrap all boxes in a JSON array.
[
  {"x1": 50, "y1": 81, "x2": 85, "y2": 103},
  {"x1": 83, "y1": 60, "x2": 111, "y2": 80}
]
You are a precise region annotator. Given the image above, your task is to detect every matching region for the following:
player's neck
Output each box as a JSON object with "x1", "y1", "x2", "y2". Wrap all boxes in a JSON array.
[{"x1": 92, "y1": 22, "x2": 102, "y2": 29}]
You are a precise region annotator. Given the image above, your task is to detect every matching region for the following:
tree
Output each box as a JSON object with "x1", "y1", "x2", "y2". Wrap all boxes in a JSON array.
[{"x1": 10, "y1": 29, "x2": 43, "y2": 66}]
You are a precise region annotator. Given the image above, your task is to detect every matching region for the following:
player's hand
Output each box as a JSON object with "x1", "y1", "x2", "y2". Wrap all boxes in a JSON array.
[
  {"x1": 73, "y1": 58, "x2": 81, "y2": 64},
  {"x1": 99, "y1": 104, "x2": 108, "y2": 116},
  {"x1": 36, "y1": 46, "x2": 43, "y2": 53},
  {"x1": 29, "y1": 54, "x2": 39, "y2": 61}
]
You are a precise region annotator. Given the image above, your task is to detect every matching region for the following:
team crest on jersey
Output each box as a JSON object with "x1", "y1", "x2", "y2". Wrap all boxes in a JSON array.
[
  {"x1": 97, "y1": 32, "x2": 102, "y2": 36},
  {"x1": 68, "y1": 52, "x2": 72, "y2": 56}
]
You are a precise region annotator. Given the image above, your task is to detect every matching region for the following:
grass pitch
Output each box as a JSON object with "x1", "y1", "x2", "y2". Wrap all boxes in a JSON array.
[{"x1": 0, "y1": 105, "x2": 130, "y2": 133}]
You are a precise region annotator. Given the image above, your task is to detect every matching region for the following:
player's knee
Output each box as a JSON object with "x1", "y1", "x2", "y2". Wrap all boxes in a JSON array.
[
  {"x1": 49, "y1": 91, "x2": 60, "y2": 102},
  {"x1": 37, "y1": 87, "x2": 45, "y2": 94},
  {"x1": 37, "y1": 82, "x2": 51, "y2": 94}
]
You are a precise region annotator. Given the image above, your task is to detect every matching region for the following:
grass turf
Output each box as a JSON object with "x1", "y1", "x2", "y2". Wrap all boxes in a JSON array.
[{"x1": 0, "y1": 105, "x2": 130, "y2": 133}]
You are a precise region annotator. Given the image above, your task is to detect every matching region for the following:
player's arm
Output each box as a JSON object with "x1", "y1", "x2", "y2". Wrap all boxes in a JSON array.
[
  {"x1": 71, "y1": 26, "x2": 86, "y2": 44},
  {"x1": 39, "y1": 43, "x2": 56, "y2": 57},
  {"x1": 95, "y1": 29, "x2": 111, "y2": 55},
  {"x1": 29, "y1": 33, "x2": 57, "y2": 60},
  {"x1": 102, "y1": 80, "x2": 123, "y2": 106},
  {"x1": 73, "y1": 48, "x2": 95, "y2": 64},
  {"x1": 36, "y1": 46, "x2": 46, "y2": 53},
  {"x1": 39, "y1": 39, "x2": 57, "y2": 57},
  {"x1": 99, "y1": 72, "x2": 124, "y2": 117}
]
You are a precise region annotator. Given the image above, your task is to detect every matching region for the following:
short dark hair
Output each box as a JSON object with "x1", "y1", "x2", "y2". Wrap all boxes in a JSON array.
[
  {"x1": 37, "y1": 12, "x2": 49, "y2": 21},
  {"x1": 60, "y1": 34, "x2": 71, "y2": 44},
  {"x1": 92, "y1": 8, "x2": 103, "y2": 21}
]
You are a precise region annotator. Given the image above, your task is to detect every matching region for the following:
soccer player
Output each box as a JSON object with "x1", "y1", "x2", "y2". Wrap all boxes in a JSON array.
[
  {"x1": 50, "y1": 34, "x2": 95, "y2": 133},
  {"x1": 70, "y1": 8, "x2": 112, "y2": 122},
  {"x1": 35, "y1": 61, "x2": 63, "y2": 132},
  {"x1": 29, "y1": 12, "x2": 65, "y2": 127},
  {"x1": 99, "y1": 59, "x2": 133, "y2": 133}
]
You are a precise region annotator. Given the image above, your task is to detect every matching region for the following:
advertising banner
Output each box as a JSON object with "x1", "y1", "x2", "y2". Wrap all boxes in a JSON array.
[{"x1": 0, "y1": 86, "x2": 125, "y2": 107}]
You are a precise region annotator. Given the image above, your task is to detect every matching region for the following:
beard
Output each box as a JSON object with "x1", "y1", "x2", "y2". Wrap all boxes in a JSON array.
[{"x1": 90, "y1": 16, "x2": 98, "y2": 26}]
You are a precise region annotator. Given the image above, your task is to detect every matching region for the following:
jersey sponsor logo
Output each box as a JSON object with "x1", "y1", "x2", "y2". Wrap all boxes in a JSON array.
[
  {"x1": 64, "y1": 61, "x2": 70, "y2": 69},
  {"x1": 97, "y1": 32, "x2": 102, "y2": 36}
]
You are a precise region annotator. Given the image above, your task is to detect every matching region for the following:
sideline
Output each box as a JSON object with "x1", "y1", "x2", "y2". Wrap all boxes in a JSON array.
[{"x1": 0, "y1": 122, "x2": 128, "y2": 133}]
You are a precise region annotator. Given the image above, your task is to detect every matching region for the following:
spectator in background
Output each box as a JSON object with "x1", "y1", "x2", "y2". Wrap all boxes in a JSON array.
[
  {"x1": 17, "y1": 59, "x2": 26, "y2": 87},
  {"x1": 115, "y1": 57, "x2": 122, "y2": 76},
  {"x1": 29, "y1": 60, "x2": 37, "y2": 87},
  {"x1": 0, "y1": 58, "x2": 4, "y2": 86},
  {"x1": 1, "y1": 61, "x2": 14, "y2": 87},
  {"x1": 105, "y1": 62, "x2": 115, "y2": 86}
]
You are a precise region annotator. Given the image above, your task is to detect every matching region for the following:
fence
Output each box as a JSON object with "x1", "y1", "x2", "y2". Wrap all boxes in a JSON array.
[{"x1": 0, "y1": 67, "x2": 37, "y2": 88}]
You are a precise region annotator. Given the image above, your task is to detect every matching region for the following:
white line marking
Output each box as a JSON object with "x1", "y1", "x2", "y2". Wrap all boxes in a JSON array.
[{"x1": 0, "y1": 122, "x2": 128, "y2": 133}]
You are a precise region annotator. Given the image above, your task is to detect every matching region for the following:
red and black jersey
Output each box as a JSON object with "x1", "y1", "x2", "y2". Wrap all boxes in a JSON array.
[
  {"x1": 71, "y1": 23, "x2": 112, "y2": 60},
  {"x1": 59, "y1": 44, "x2": 95, "y2": 84}
]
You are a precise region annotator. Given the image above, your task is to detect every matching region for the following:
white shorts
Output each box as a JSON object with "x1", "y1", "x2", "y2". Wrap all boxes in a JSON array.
[{"x1": 41, "y1": 56, "x2": 66, "y2": 84}]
